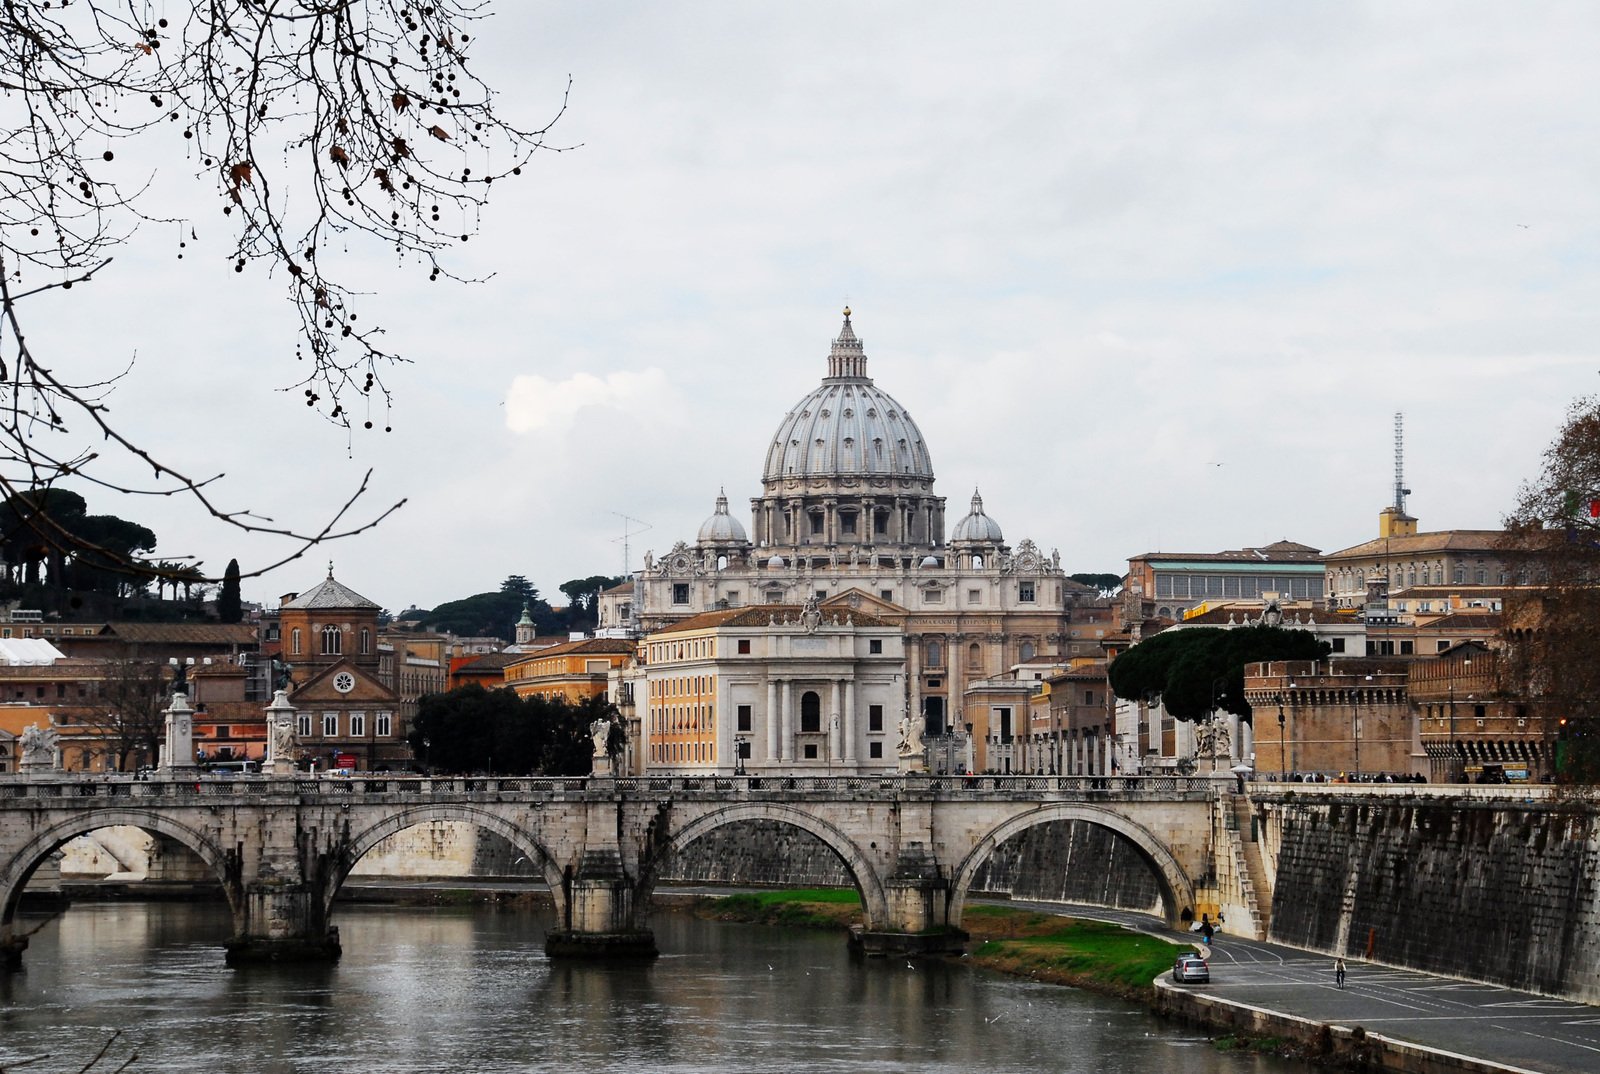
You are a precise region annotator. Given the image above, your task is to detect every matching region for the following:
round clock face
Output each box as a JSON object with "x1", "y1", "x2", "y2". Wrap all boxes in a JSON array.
[{"x1": 333, "y1": 672, "x2": 356, "y2": 694}]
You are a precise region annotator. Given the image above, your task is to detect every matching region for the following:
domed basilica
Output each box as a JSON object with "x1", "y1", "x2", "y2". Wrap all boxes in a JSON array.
[{"x1": 601, "y1": 311, "x2": 1096, "y2": 775}]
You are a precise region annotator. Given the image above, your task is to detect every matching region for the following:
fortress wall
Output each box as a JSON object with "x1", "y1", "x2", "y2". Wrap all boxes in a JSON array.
[{"x1": 1266, "y1": 796, "x2": 1600, "y2": 1001}]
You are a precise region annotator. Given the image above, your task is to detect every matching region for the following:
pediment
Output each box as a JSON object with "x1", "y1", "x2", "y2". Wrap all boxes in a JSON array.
[{"x1": 292, "y1": 659, "x2": 397, "y2": 703}]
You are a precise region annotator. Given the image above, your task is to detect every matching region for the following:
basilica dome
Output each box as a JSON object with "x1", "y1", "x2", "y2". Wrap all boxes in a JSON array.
[{"x1": 760, "y1": 311, "x2": 934, "y2": 484}]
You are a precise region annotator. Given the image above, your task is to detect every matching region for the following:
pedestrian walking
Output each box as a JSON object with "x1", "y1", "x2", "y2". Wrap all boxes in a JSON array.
[{"x1": 1335, "y1": 957, "x2": 1346, "y2": 987}]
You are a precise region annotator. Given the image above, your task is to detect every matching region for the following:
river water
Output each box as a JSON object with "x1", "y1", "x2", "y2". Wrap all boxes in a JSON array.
[{"x1": 0, "y1": 901, "x2": 1296, "y2": 1074}]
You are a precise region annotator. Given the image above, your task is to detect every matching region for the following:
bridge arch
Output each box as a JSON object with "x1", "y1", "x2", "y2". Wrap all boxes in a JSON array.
[
  {"x1": 0, "y1": 809, "x2": 240, "y2": 938},
  {"x1": 950, "y1": 804, "x2": 1195, "y2": 928},
  {"x1": 639, "y1": 803, "x2": 890, "y2": 929},
  {"x1": 333, "y1": 805, "x2": 567, "y2": 922}
]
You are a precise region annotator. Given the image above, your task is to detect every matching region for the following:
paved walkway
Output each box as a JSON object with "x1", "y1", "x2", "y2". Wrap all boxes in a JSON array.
[{"x1": 1003, "y1": 900, "x2": 1599, "y2": 1074}]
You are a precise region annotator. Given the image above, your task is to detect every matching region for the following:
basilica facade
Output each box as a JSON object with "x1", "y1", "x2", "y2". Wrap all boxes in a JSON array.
[{"x1": 600, "y1": 311, "x2": 1096, "y2": 773}]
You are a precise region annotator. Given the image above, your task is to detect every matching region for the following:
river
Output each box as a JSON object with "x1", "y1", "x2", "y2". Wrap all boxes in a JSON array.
[{"x1": 0, "y1": 901, "x2": 1297, "y2": 1073}]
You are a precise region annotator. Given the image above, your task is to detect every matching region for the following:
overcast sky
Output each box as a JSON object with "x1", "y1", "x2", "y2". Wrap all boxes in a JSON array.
[{"x1": 22, "y1": 2, "x2": 1600, "y2": 613}]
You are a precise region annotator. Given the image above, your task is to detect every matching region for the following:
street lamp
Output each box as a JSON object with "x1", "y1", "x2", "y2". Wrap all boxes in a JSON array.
[
  {"x1": 1274, "y1": 694, "x2": 1285, "y2": 779},
  {"x1": 827, "y1": 713, "x2": 838, "y2": 777},
  {"x1": 422, "y1": 736, "x2": 431, "y2": 776},
  {"x1": 734, "y1": 736, "x2": 747, "y2": 776}
]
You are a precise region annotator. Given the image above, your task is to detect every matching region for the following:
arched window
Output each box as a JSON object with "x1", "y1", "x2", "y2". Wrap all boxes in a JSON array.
[
  {"x1": 968, "y1": 643, "x2": 981, "y2": 670},
  {"x1": 321, "y1": 625, "x2": 342, "y2": 655},
  {"x1": 801, "y1": 691, "x2": 821, "y2": 733},
  {"x1": 359, "y1": 627, "x2": 371, "y2": 655},
  {"x1": 972, "y1": 554, "x2": 984, "y2": 570},
  {"x1": 291, "y1": 628, "x2": 302, "y2": 655},
  {"x1": 1019, "y1": 641, "x2": 1037, "y2": 662}
]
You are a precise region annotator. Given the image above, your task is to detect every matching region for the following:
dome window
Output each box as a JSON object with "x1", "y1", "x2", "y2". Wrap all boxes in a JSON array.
[{"x1": 843, "y1": 408, "x2": 853, "y2": 418}]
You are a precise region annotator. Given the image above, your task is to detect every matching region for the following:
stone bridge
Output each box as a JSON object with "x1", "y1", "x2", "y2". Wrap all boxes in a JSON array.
[{"x1": 0, "y1": 774, "x2": 1212, "y2": 967}]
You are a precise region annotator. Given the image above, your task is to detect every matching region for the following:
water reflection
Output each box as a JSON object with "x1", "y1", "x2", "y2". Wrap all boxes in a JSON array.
[{"x1": 0, "y1": 902, "x2": 1293, "y2": 1074}]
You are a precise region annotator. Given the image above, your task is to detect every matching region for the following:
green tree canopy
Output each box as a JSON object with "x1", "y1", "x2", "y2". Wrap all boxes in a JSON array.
[
  {"x1": 1108, "y1": 624, "x2": 1331, "y2": 722},
  {"x1": 408, "y1": 684, "x2": 613, "y2": 776},
  {"x1": 1070, "y1": 572, "x2": 1123, "y2": 594},
  {"x1": 419, "y1": 575, "x2": 559, "y2": 641},
  {"x1": 559, "y1": 574, "x2": 628, "y2": 629}
]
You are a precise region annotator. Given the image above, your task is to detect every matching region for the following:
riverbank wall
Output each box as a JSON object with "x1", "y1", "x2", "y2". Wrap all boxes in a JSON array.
[{"x1": 1255, "y1": 790, "x2": 1600, "y2": 1002}]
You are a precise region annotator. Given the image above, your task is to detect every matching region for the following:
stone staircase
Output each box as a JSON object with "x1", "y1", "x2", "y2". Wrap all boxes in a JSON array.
[{"x1": 1233, "y1": 796, "x2": 1273, "y2": 938}]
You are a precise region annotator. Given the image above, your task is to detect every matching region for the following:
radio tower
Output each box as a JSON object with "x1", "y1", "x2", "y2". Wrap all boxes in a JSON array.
[{"x1": 1393, "y1": 412, "x2": 1411, "y2": 514}]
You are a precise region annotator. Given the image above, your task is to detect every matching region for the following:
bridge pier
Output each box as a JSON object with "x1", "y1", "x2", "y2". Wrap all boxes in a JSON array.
[
  {"x1": 545, "y1": 850, "x2": 657, "y2": 960},
  {"x1": 1, "y1": 933, "x2": 25, "y2": 971},
  {"x1": 851, "y1": 844, "x2": 965, "y2": 956},
  {"x1": 224, "y1": 880, "x2": 342, "y2": 966}
]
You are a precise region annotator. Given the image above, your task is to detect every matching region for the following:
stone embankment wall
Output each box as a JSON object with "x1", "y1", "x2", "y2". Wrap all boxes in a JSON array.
[
  {"x1": 1263, "y1": 793, "x2": 1600, "y2": 1002},
  {"x1": 968, "y1": 819, "x2": 1163, "y2": 914},
  {"x1": 348, "y1": 821, "x2": 540, "y2": 878},
  {"x1": 659, "y1": 820, "x2": 853, "y2": 887}
]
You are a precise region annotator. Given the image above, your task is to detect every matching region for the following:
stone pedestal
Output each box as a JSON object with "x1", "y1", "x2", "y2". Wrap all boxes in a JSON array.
[
  {"x1": 545, "y1": 849, "x2": 657, "y2": 960},
  {"x1": 160, "y1": 692, "x2": 198, "y2": 774},
  {"x1": 264, "y1": 690, "x2": 299, "y2": 777},
  {"x1": 224, "y1": 881, "x2": 342, "y2": 965}
]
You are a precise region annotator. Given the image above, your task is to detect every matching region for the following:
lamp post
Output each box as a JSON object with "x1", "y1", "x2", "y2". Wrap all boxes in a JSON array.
[
  {"x1": 734, "y1": 736, "x2": 747, "y2": 776},
  {"x1": 827, "y1": 713, "x2": 838, "y2": 777},
  {"x1": 1275, "y1": 693, "x2": 1286, "y2": 779}
]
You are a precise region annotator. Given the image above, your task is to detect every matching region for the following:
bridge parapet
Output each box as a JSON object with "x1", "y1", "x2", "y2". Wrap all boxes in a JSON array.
[{"x1": 0, "y1": 773, "x2": 1213, "y2": 806}]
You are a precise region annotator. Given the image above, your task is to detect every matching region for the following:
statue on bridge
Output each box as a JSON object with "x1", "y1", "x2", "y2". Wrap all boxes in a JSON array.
[{"x1": 18, "y1": 722, "x2": 59, "y2": 772}]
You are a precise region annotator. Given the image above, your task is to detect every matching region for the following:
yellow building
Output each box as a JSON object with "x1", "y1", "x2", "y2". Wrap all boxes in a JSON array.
[{"x1": 503, "y1": 638, "x2": 635, "y2": 703}]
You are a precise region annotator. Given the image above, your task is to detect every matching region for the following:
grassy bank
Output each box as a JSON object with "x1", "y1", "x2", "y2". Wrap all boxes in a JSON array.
[
  {"x1": 961, "y1": 905, "x2": 1185, "y2": 1002},
  {"x1": 692, "y1": 888, "x2": 864, "y2": 929},
  {"x1": 693, "y1": 891, "x2": 1183, "y2": 1003}
]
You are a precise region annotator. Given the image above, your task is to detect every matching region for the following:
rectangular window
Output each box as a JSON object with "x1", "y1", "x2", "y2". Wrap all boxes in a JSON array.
[
  {"x1": 815, "y1": 589, "x2": 827, "y2": 600},
  {"x1": 1019, "y1": 581, "x2": 1036, "y2": 602},
  {"x1": 673, "y1": 583, "x2": 690, "y2": 605},
  {"x1": 1438, "y1": 640, "x2": 1450, "y2": 652},
  {"x1": 725, "y1": 591, "x2": 741, "y2": 607},
  {"x1": 1331, "y1": 638, "x2": 1346, "y2": 653},
  {"x1": 349, "y1": 712, "x2": 366, "y2": 737},
  {"x1": 924, "y1": 589, "x2": 943, "y2": 604},
  {"x1": 737, "y1": 639, "x2": 751, "y2": 654},
  {"x1": 803, "y1": 744, "x2": 818, "y2": 759},
  {"x1": 874, "y1": 512, "x2": 887, "y2": 535},
  {"x1": 927, "y1": 677, "x2": 942, "y2": 688},
  {"x1": 968, "y1": 588, "x2": 982, "y2": 604},
  {"x1": 810, "y1": 513, "x2": 824, "y2": 535},
  {"x1": 1400, "y1": 640, "x2": 1414, "y2": 655},
  {"x1": 869, "y1": 704, "x2": 884, "y2": 731},
  {"x1": 869, "y1": 741, "x2": 883, "y2": 759},
  {"x1": 737, "y1": 704, "x2": 752, "y2": 732},
  {"x1": 322, "y1": 712, "x2": 338, "y2": 737},
  {"x1": 376, "y1": 711, "x2": 393, "y2": 737},
  {"x1": 869, "y1": 639, "x2": 883, "y2": 654},
  {"x1": 585, "y1": 659, "x2": 611, "y2": 673},
  {"x1": 840, "y1": 512, "x2": 856, "y2": 534},
  {"x1": 296, "y1": 713, "x2": 312, "y2": 737},
  {"x1": 880, "y1": 589, "x2": 893, "y2": 601}
]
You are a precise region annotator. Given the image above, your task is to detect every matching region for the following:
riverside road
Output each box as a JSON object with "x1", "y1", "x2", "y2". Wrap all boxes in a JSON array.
[{"x1": 1019, "y1": 900, "x2": 1598, "y2": 1074}]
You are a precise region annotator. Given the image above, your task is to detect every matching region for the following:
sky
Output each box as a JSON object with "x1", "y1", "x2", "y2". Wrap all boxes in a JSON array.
[{"x1": 17, "y1": 1, "x2": 1600, "y2": 613}]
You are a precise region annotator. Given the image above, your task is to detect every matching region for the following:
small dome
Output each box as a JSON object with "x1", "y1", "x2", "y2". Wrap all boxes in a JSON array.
[
  {"x1": 919, "y1": 554, "x2": 940, "y2": 568},
  {"x1": 951, "y1": 489, "x2": 1004, "y2": 543},
  {"x1": 696, "y1": 489, "x2": 749, "y2": 544},
  {"x1": 767, "y1": 554, "x2": 787, "y2": 569}
]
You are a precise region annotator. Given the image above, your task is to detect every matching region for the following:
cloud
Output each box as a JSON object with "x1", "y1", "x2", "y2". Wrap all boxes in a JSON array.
[{"x1": 504, "y1": 367, "x2": 673, "y2": 436}]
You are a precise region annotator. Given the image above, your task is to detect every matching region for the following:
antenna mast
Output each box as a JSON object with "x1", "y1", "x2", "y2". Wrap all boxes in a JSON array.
[
  {"x1": 610, "y1": 512, "x2": 652, "y2": 574},
  {"x1": 1393, "y1": 412, "x2": 1411, "y2": 514}
]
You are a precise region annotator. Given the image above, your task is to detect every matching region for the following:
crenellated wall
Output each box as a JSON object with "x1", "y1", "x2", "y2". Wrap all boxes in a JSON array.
[{"x1": 1254, "y1": 788, "x2": 1600, "y2": 1002}]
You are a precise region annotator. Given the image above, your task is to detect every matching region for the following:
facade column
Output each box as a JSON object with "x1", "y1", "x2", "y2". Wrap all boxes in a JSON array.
[
  {"x1": 907, "y1": 636, "x2": 923, "y2": 737},
  {"x1": 843, "y1": 679, "x2": 857, "y2": 761},
  {"x1": 825, "y1": 498, "x2": 838, "y2": 546},
  {"x1": 766, "y1": 678, "x2": 779, "y2": 762},
  {"x1": 781, "y1": 680, "x2": 794, "y2": 760},
  {"x1": 829, "y1": 680, "x2": 842, "y2": 761}
]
